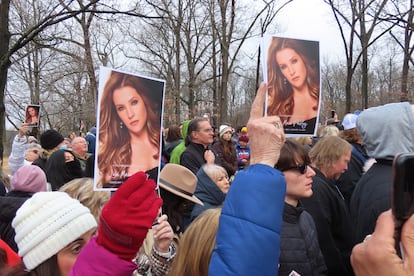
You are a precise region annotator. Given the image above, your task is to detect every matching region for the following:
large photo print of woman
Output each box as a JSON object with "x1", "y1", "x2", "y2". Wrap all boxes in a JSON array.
[
  {"x1": 94, "y1": 67, "x2": 165, "y2": 190},
  {"x1": 262, "y1": 35, "x2": 321, "y2": 136}
]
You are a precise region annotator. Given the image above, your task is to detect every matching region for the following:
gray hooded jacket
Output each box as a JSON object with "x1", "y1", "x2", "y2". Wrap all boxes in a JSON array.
[
  {"x1": 351, "y1": 102, "x2": 414, "y2": 244},
  {"x1": 356, "y1": 102, "x2": 414, "y2": 159}
]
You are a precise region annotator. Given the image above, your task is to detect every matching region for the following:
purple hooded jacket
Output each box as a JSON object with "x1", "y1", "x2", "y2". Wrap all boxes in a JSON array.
[{"x1": 70, "y1": 237, "x2": 137, "y2": 276}]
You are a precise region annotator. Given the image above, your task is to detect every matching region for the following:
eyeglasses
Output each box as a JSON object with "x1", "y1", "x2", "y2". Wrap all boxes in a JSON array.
[
  {"x1": 200, "y1": 128, "x2": 213, "y2": 133},
  {"x1": 284, "y1": 163, "x2": 309, "y2": 174}
]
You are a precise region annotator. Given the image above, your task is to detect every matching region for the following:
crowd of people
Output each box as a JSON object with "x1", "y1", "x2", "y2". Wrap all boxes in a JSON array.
[{"x1": 1, "y1": 81, "x2": 414, "y2": 276}]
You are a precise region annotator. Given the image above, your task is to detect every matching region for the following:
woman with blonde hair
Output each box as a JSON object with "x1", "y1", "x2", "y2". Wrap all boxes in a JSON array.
[
  {"x1": 169, "y1": 208, "x2": 221, "y2": 276},
  {"x1": 98, "y1": 70, "x2": 163, "y2": 187},
  {"x1": 58, "y1": 178, "x2": 110, "y2": 222},
  {"x1": 191, "y1": 164, "x2": 229, "y2": 221},
  {"x1": 320, "y1": 125, "x2": 339, "y2": 137}
]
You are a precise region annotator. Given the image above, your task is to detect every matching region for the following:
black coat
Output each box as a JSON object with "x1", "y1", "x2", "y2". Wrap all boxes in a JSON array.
[
  {"x1": 337, "y1": 143, "x2": 368, "y2": 209},
  {"x1": 350, "y1": 160, "x2": 393, "y2": 244},
  {"x1": 279, "y1": 202, "x2": 327, "y2": 276},
  {"x1": 0, "y1": 191, "x2": 32, "y2": 251},
  {"x1": 46, "y1": 149, "x2": 83, "y2": 191},
  {"x1": 180, "y1": 142, "x2": 219, "y2": 175},
  {"x1": 301, "y1": 168, "x2": 354, "y2": 276}
]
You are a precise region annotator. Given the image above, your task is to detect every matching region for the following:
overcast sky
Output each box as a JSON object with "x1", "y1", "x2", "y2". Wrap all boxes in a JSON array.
[{"x1": 276, "y1": 0, "x2": 344, "y2": 59}]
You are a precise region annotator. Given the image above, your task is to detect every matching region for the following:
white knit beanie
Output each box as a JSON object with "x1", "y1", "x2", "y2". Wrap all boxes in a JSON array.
[
  {"x1": 219, "y1": 125, "x2": 232, "y2": 138},
  {"x1": 12, "y1": 191, "x2": 97, "y2": 270}
]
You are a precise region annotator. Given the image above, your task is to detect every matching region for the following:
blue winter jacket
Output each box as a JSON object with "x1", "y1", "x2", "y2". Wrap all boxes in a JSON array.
[{"x1": 209, "y1": 164, "x2": 286, "y2": 275}]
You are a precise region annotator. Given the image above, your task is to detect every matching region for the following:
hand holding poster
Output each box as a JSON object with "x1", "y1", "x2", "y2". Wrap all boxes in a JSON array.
[
  {"x1": 262, "y1": 35, "x2": 321, "y2": 136},
  {"x1": 94, "y1": 67, "x2": 165, "y2": 190}
]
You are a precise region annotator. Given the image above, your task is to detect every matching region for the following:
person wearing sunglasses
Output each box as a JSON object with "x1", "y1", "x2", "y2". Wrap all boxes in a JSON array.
[
  {"x1": 301, "y1": 135, "x2": 354, "y2": 276},
  {"x1": 275, "y1": 139, "x2": 327, "y2": 276}
]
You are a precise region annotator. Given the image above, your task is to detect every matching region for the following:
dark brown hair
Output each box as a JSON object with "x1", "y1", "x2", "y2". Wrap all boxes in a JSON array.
[
  {"x1": 185, "y1": 118, "x2": 208, "y2": 147},
  {"x1": 166, "y1": 126, "x2": 182, "y2": 142},
  {"x1": 340, "y1": 128, "x2": 360, "y2": 143},
  {"x1": 1, "y1": 255, "x2": 59, "y2": 276},
  {"x1": 275, "y1": 139, "x2": 310, "y2": 171}
]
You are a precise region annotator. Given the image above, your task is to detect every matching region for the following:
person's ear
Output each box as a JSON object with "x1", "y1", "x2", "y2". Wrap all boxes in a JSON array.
[{"x1": 191, "y1": 130, "x2": 198, "y2": 140}]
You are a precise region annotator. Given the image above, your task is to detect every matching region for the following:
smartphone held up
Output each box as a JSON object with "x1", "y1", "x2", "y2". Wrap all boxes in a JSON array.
[{"x1": 392, "y1": 152, "x2": 414, "y2": 258}]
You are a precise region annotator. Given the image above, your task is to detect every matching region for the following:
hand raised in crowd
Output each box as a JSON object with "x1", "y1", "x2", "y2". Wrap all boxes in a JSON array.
[
  {"x1": 248, "y1": 82, "x2": 285, "y2": 167},
  {"x1": 153, "y1": 214, "x2": 175, "y2": 253},
  {"x1": 18, "y1": 124, "x2": 29, "y2": 137},
  {"x1": 351, "y1": 210, "x2": 414, "y2": 276},
  {"x1": 97, "y1": 172, "x2": 162, "y2": 260},
  {"x1": 204, "y1": 150, "x2": 215, "y2": 164}
]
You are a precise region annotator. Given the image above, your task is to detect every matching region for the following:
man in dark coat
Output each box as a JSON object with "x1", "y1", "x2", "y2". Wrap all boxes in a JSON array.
[
  {"x1": 301, "y1": 136, "x2": 354, "y2": 276},
  {"x1": 180, "y1": 118, "x2": 220, "y2": 175},
  {"x1": 337, "y1": 113, "x2": 369, "y2": 209}
]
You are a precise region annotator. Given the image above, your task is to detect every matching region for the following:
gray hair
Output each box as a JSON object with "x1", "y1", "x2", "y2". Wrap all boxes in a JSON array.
[{"x1": 201, "y1": 164, "x2": 228, "y2": 182}]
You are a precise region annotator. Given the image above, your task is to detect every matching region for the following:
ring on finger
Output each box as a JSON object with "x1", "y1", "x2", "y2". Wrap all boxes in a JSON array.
[
  {"x1": 275, "y1": 122, "x2": 282, "y2": 129},
  {"x1": 363, "y1": 234, "x2": 372, "y2": 242}
]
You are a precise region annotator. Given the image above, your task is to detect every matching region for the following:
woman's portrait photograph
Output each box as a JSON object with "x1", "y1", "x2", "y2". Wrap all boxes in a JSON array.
[
  {"x1": 263, "y1": 35, "x2": 321, "y2": 136},
  {"x1": 94, "y1": 67, "x2": 165, "y2": 190},
  {"x1": 24, "y1": 104, "x2": 40, "y2": 127}
]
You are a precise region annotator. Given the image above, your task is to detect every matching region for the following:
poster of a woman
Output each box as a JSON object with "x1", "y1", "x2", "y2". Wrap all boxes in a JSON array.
[
  {"x1": 25, "y1": 104, "x2": 40, "y2": 127},
  {"x1": 262, "y1": 35, "x2": 321, "y2": 136},
  {"x1": 94, "y1": 67, "x2": 165, "y2": 190}
]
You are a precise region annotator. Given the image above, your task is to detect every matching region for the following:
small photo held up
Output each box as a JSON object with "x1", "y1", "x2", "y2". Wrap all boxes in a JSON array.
[{"x1": 25, "y1": 104, "x2": 40, "y2": 127}]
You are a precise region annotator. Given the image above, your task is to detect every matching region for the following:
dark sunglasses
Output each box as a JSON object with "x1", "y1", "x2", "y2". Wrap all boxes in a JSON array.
[{"x1": 284, "y1": 163, "x2": 309, "y2": 174}]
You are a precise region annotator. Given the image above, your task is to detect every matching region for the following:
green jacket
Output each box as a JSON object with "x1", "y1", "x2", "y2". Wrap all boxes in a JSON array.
[{"x1": 169, "y1": 120, "x2": 190, "y2": 164}]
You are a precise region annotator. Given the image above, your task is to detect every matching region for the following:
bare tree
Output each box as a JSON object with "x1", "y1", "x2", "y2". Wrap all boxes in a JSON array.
[
  {"x1": 0, "y1": 0, "x2": 102, "y2": 160},
  {"x1": 387, "y1": 0, "x2": 413, "y2": 101},
  {"x1": 325, "y1": 0, "x2": 401, "y2": 111},
  {"x1": 208, "y1": 0, "x2": 293, "y2": 124}
]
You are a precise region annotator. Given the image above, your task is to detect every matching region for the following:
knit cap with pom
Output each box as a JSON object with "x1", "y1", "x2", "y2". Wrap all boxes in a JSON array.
[
  {"x1": 10, "y1": 165, "x2": 47, "y2": 193},
  {"x1": 12, "y1": 192, "x2": 97, "y2": 270},
  {"x1": 219, "y1": 125, "x2": 232, "y2": 138}
]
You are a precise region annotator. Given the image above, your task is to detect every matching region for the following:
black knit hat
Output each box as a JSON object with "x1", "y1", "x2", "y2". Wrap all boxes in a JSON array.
[{"x1": 40, "y1": 129, "x2": 64, "y2": 150}]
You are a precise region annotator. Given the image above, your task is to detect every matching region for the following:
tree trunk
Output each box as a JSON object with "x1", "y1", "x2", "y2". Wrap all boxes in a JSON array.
[
  {"x1": 0, "y1": 0, "x2": 11, "y2": 162},
  {"x1": 400, "y1": 0, "x2": 413, "y2": 102}
]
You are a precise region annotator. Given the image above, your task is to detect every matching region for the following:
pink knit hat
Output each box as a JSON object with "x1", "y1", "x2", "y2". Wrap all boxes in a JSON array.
[{"x1": 11, "y1": 165, "x2": 47, "y2": 193}]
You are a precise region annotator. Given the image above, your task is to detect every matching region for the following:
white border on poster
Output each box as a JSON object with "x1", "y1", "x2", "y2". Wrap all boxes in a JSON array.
[
  {"x1": 261, "y1": 34, "x2": 322, "y2": 137},
  {"x1": 93, "y1": 66, "x2": 166, "y2": 191},
  {"x1": 24, "y1": 104, "x2": 41, "y2": 127}
]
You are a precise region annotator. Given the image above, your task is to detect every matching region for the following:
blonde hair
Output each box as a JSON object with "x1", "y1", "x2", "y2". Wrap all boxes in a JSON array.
[
  {"x1": 201, "y1": 164, "x2": 228, "y2": 183},
  {"x1": 294, "y1": 136, "x2": 312, "y2": 146},
  {"x1": 320, "y1": 125, "x2": 339, "y2": 137},
  {"x1": 309, "y1": 136, "x2": 351, "y2": 171},
  {"x1": 169, "y1": 208, "x2": 221, "y2": 276},
  {"x1": 59, "y1": 178, "x2": 110, "y2": 222}
]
